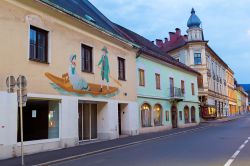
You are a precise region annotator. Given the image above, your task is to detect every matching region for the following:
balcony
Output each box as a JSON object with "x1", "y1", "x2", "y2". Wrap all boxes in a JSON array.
[{"x1": 168, "y1": 87, "x2": 184, "y2": 102}]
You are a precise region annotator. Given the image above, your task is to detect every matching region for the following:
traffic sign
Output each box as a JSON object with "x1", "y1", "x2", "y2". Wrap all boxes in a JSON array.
[
  {"x1": 6, "y1": 76, "x2": 16, "y2": 93},
  {"x1": 17, "y1": 88, "x2": 27, "y2": 107},
  {"x1": 17, "y1": 75, "x2": 27, "y2": 89}
]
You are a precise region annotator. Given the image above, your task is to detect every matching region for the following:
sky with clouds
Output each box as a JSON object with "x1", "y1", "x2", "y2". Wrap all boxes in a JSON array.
[{"x1": 90, "y1": 0, "x2": 250, "y2": 83}]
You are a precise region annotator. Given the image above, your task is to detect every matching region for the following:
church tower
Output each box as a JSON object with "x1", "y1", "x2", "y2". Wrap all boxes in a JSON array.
[{"x1": 187, "y1": 8, "x2": 204, "y2": 41}]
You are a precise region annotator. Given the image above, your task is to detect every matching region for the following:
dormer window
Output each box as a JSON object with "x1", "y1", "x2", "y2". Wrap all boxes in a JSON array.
[{"x1": 84, "y1": 14, "x2": 96, "y2": 23}]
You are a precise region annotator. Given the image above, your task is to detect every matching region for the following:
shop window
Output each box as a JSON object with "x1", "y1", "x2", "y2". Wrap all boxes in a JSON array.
[
  {"x1": 153, "y1": 104, "x2": 162, "y2": 126},
  {"x1": 141, "y1": 103, "x2": 151, "y2": 127},
  {"x1": 29, "y1": 26, "x2": 48, "y2": 63},
  {"x1": 18, "y1": 100, "x2": 60, "y2": 142},
  {"x1": 184, "y1": 106, "x2": 190, "y2": 123}
]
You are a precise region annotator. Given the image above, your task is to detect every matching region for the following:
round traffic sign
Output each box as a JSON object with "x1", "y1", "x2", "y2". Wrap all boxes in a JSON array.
[
  {"x1": 6, "y1": 75, "x2": 16, "y2": 88},
  {"x1": 17, "y1": 75, "x2": 27, "y2": 88}
]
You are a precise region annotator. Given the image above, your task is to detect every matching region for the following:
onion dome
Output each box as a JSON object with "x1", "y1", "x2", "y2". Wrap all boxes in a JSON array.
[{"x1": 187, "y1": 8, "x2": 201, "y2": 28}]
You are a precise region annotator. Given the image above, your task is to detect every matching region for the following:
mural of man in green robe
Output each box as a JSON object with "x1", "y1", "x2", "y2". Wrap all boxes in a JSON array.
[{"x1": 98, "y1": 46, "x2": 110, "y2": 91}]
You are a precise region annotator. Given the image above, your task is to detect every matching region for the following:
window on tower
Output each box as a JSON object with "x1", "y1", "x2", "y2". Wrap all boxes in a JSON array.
[{"x1": 194, "y1": 53, "x2": 202, "y2": 65}]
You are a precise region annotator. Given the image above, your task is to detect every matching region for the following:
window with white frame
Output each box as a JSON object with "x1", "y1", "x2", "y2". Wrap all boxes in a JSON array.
[
  {"x1": 194, "y1": 53, "x2": 202, "y2": 65},
  {"x1": 29, "y1": 25, "x2": 48, "y2": 63}
]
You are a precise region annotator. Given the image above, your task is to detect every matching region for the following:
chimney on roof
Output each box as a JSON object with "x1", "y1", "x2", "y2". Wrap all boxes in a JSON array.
[
  {"x1": 156, "y1": 39, "x2": 164, "y2": 48},
  {"x1": 164, "y1": 38, "x2": 169, "y2": 47},
  {"x1": 151, "y1": 41, "x2": 155, "y2": 44},
  {"x1": 175, "y1": 28, "x2": 181, "y2": 36},
  {"x1": 183, "y1": 35, "x2": 188, "y2": 41},
  {"x1": 164, "y1": 37, "x2": 168, "y2": 43},
  {"x1": 169, "y1": 32, "x2": 176, "y2": 42}
]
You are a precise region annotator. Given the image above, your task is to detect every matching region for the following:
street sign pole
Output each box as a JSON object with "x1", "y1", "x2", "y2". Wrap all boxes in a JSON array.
[
  {"x1": 19, "y1": 78, "x2": 24, "y2": 166},
  {"x1": 7, "y1": 75, "x2": 27, "y2": 165}
]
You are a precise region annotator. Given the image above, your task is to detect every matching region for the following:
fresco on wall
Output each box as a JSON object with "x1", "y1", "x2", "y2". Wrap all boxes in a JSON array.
[{"x1": 45, "y1": 47, "x2": 121, "y2": 97}]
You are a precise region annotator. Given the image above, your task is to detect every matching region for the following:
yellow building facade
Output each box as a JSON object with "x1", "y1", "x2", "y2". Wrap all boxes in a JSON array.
[
  {"x1": 0, "y1": 0, "x2": 140, "y2": 159},
  {"x1": 226, "y1": 68, "x2": 237, "y2": 116}
]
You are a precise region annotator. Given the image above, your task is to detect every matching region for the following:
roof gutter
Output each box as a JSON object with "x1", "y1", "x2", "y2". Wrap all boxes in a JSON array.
[
  {"x1": 136, "y1": 49, "x2": 143, "y2": 58},
  {"x1": 37, "y1": 0, "x2": 140, "y2": 49}
]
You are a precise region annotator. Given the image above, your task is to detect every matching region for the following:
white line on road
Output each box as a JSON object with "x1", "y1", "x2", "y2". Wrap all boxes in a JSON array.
[
  {"x1": 238, "y1": 145, "x2": 245, "y2": 150},
  {"x1": 224, "y1": 136, "x2": 250, "y2": 166},
  {"x1": 231, "y1": 150, "x2": 240, "y2": 158},
  {"x1": 224, "y1": 159, "x2": 234, "y2": 166},
  {"x1": 35, "y1": 125, "x2": 211, "y2": 166}
]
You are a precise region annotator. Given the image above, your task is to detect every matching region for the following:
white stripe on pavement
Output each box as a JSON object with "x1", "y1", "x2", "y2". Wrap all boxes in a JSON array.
[
  {"x1": 224, "y1": 136, "x2": 250, "y2": 166},
  {"x1": 231, "y1": 150, "x2": 240, "y2": 159},
  {"x1": 35, "y1": 126, "x2": 210, "y2": 166},
  {"x1": 224, "y1": 159, "x2": 234, "y2": 166},
  {"x1": 238, "y1": 145, "x2": 245, "y2": 150}
]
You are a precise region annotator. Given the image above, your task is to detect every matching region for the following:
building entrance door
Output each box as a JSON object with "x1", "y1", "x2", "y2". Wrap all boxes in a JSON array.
[
  {"x1": 78, "y1": 103, "x2": 97, "y2": 141},
  {"x1": 118, "y1": 104, "x2": 122, "y2": 135},
  {"x1": 171, "y1": 105, "x2": 178, "y2": 128}
]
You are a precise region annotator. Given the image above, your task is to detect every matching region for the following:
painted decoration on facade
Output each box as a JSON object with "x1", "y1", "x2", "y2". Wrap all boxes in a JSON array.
[{"x1": 45, "y1": 47, "x2": 120, "y2": 97}]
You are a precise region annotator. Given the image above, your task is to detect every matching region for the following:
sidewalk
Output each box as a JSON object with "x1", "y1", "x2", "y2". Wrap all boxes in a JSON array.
[
  {"x1": 201, "y1": 115, "x2": 243, "y2": 124},
  {"x1": 0, "y1": 124, "x2": 210, "y2": 166}
]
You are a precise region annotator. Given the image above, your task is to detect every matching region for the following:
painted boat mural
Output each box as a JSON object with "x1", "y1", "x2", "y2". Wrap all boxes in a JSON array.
[
  {"x1": 45, "y1": 47, "x2": 120, "y2": 97},
  {"x1": 45, "y1": 72, "x2": 119, "y2": 96}
]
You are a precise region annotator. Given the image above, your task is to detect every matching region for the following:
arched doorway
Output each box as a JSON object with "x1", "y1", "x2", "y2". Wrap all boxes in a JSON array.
[
  {"x1": 191, "y1": 106, "x2": 196, "y2": 123},
  {"x1": 153, "y1": 104, "x2": 162, "y2": 126},
  {"x1": 171, "y1": 105, "x2": 178, "y2": 128},
  {"x1": 184, "y1": 106, "x2": 189, "y2": 124},
  {"x1": 141, "y1": 103, "x2": 151, "y2": 127}
]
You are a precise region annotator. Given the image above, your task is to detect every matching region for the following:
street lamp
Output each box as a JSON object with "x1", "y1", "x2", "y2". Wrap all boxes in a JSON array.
[{"x1": 6, "y1": 75, "x2": 27, "y2": 166}]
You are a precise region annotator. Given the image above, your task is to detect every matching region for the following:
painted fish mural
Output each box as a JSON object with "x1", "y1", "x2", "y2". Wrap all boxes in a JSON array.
[{"x1": 45, "y1": 47, "x2": 121, "y2": 97}]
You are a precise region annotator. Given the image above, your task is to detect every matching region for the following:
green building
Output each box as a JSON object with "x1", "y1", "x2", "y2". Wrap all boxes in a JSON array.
[{"x1": 117, "y1": 25, "x2": 201, "y2": 133}]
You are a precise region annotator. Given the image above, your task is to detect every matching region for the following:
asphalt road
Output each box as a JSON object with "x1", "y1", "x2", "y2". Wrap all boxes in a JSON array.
[{"x1": 54, "y1": 115, "x2": 250, "y2": 166}]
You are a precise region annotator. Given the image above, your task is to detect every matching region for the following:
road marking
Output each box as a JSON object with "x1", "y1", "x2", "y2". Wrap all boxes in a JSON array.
[
  {"x1": 35, "y1": 125, "x2": 211, "y2": 166},
  {"x1": 231, "y1": 150, "x2": 240, "y2": 158},
  {"x1": 238, "y1": 145, "x2": 245, "y2": 150},
  {"x1": 224, "y1": 159, "x2": 234, "y2": 166},
  {"x1": 224, "y1": 136, "x2": 250, "y2": 166}
]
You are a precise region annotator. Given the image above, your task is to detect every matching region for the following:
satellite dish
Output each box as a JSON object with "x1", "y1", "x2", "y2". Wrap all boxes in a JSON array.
[{"x1": 17, "y1": 75, "x2": 27, "y2": 89}]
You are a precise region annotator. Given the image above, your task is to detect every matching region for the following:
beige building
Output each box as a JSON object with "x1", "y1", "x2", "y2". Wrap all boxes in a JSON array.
[
  {"x1": 236, "y1": 85, "x2": 249, "y2": 114},
  {"x1": 155, "y1": 8, "x2": 231, "y2": 118},
  {"x1": 226, "y1": 68, "x2": 237, "y2": 116},
  {"x1": 0, "y1": 0, "x2": 140, "y2": 159}
]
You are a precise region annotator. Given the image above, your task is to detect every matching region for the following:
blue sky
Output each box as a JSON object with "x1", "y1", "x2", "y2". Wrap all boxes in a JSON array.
[{"x1": 90, "y1": 0, "x2": 250, "y2": 83}]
